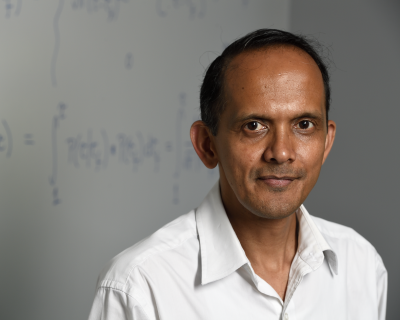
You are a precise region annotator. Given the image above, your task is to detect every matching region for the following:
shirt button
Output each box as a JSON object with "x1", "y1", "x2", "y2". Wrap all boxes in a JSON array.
[{"x1": 284, "y1": 313, "x2": 289, "y2": 320}]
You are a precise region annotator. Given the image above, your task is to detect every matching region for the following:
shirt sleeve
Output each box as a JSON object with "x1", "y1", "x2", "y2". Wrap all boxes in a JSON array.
[
  {"x1": 375, "y1": 252, "x2": 388, "y2": 320},
  {"x1": 88, "y1": 287, "x2": 152, "y2": 320}
]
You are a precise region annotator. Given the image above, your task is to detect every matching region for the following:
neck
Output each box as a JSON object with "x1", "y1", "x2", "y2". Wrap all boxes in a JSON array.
[
  {"x1": 219, "y1": 178, "x2": 298, "y2": 274},
  {"x1": 227, "y1": 207, "x2": 298, "y2": 270}
]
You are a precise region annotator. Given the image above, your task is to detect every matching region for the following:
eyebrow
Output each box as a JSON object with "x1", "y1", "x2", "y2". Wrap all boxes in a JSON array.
[{"x1": 233, "y1": 112, "x2": 324, "y2": 125}]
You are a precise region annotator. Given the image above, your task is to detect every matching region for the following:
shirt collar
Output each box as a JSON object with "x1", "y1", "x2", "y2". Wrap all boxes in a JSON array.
[
  {"x1": 195, "y1": 182, "x2": 248, "y2": 285},
  {"x1": 195, "y1": 181, "x2": 338, "y2": 285},
  {"x1": 296, "y1": 205, "x2": 338, "y2": 275}
]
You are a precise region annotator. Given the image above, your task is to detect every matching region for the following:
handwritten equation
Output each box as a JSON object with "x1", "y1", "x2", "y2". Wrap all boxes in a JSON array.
[
  {"x1": 0, "y1": 120, "x2": 38, "y2": 158},
  {"x1": 44, "y1": 94, "x2": 216, "y2": 205},
  {"x1": 62, "y1": 126, "x2": 204, "y2": 177},
  {"x1": 65, "y1": 130, "x2": 162, "y2": 172},
  {"x1": 0, "y1": 95, "x2": 214, "y2": 206}
]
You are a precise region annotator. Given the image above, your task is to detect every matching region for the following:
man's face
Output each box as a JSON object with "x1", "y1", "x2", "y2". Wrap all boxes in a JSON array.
[{"x1": 212, "y1": 47, "x2": 334, "y2": 219}]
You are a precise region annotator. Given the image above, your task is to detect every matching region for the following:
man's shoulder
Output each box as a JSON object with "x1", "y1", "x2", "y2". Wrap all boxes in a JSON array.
[
  {"x1": 310, "y1": 215, "x2": 379, "y2": 257},
  {"x1": 96, "y1": 210, "x2": 198, "y2": 289}
]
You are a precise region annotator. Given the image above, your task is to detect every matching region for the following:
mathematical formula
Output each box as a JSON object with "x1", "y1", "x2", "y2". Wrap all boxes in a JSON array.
[
  {"x1": 1, "y1": 94, "x2": 217, "y2": 206},
  {"x1": 0, "y1": 0, "x2": 254, "y2": 206}
]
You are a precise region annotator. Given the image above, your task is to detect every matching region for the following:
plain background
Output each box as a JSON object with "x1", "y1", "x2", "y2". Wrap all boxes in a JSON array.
[{"x1": 291, "y1": 1, "x2": 400, "y2": 318}]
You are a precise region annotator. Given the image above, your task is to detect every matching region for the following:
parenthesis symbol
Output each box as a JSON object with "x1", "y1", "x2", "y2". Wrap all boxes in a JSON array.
[{"x1": 2, "y1": 120, "x2": 13, "y2": 158}]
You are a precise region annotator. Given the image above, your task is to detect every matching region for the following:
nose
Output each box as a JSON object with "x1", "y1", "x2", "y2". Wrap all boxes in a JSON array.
[{"x1": 263, "y1": 126, "x2": 296, "y2": 164}]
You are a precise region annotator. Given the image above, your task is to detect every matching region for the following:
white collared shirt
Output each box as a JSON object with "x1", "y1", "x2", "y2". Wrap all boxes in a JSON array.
[{"x1": 88, "y1": 182, "x2": 387, "y2": 320}]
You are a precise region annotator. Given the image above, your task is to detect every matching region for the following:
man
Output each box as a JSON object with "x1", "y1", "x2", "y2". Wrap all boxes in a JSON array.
[{"x1": 88, "y1": 29, "x2": 387, "y2": 319}]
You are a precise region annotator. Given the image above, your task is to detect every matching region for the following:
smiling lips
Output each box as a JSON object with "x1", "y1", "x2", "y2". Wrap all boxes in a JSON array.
[{"x1": 259, "y1": 175, "x2": 296, "y2": 188}]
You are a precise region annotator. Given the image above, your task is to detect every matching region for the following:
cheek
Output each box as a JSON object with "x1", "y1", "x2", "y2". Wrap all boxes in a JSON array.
[
  {"x1": 219, "y1": 139, "x2": 261, "y2": 180},
  {"x1": 297, "y1": 138, "x2": 326, "y2": 176}
]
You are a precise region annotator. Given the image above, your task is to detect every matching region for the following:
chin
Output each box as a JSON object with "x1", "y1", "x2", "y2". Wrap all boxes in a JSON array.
[{"x1": 241, "y1": 193, "x2": 301, "y2": 220}]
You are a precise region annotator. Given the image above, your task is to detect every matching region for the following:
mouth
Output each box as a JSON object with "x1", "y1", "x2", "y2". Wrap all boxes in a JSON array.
[{"x1": 257, "y1": 175, "x2": 297, "y2": 188}]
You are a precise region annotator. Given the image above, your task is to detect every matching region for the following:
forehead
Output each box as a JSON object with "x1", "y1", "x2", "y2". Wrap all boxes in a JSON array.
[{"x1": 223, "y1": 47, "x2": 325, "y2": 120}]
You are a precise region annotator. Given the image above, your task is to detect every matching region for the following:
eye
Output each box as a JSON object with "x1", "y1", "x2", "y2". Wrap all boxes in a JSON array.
[
  {"x1": 245, "y1": 121, "x2": 266, "y2": 131},
  {"x1": 297, "y1": 120, "x2": 314, "y2": 130}
]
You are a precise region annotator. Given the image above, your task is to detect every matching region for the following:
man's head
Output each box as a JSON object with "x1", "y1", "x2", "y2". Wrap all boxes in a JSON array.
[{"x1": 191, "y1": 29, "x2": 336, "y2": 220}]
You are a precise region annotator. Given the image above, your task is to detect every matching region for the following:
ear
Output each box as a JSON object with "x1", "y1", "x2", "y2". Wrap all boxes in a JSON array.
[
  {"x1": 190, "y1": 121, "x2": 219, "y2": 169},
  {"x1": 322, "y1": 120, "x2": 336, "y2": 165}
]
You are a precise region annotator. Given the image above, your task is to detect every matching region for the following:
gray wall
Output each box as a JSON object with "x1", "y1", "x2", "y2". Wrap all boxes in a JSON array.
[{"x1": 290, "y1": 1, "x2": 400, "y2": 318}]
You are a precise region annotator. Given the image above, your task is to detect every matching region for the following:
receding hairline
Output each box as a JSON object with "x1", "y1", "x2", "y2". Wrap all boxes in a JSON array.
[
  {"x1": 219, "y1": 45, "x2": 326, "y2": 115},
  {"x1": 224, "y1": 45, "x2": 320, "y2": 78}
]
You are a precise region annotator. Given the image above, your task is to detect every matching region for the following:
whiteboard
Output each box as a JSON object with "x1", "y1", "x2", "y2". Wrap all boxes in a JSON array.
[{"x1": 0, "y1": 1, "x2": 289, "y2": 319}]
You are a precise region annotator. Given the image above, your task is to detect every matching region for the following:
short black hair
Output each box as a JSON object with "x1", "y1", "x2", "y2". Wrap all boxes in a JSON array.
[{"x1": 200, "y1": 29, "x2": 331, "y2": 136}]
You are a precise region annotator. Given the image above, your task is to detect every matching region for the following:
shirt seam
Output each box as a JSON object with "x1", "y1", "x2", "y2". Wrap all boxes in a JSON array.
[
  {"x1": 121, "y1": 229, "x2": 197, "y2": 290},
  {"x1": 318, "y1": 228, "x2": 372, "y2": 246},
  {"x1": 311, "y1": 216, "x2": 370, "y2": 245},
  {"x1": 99, "y1": 286, "x2": 153, "y2": 320}
]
